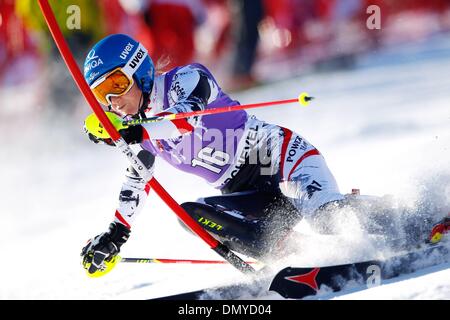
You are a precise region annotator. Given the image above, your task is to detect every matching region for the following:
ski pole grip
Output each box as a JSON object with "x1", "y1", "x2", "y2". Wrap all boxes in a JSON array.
[{"x1": 213, "y1": 244, "x2": 256, "y2": 274}]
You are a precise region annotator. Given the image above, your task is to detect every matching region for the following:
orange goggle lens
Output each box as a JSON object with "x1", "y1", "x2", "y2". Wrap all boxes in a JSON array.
[{"x1": 91, "y1": 69, "x2": 133, "y2": 106}]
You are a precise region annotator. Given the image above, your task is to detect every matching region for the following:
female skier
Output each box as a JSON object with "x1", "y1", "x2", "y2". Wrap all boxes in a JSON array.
[{"x1": 80, "y1": 33, "x2": 355, "y2": 275}]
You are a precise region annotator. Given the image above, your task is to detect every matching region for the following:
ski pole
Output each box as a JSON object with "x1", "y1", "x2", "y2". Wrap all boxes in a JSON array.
[
  {"x1": 120, "y1": 257, "x2": 258, "y2": 264},
  {"x1": 124, "y1": 94, "x2": 313, "y2": 126},
  {"x1": 38, "y1": 0, "x2": 255, "y2": 275}
]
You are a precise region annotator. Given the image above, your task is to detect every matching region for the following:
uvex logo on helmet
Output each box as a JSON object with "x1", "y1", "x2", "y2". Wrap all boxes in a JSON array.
[
  {"x1": 129, "y1": 48, "x2": 146, "y2": 69},
  {"x1": 120, "y1": 44, "x2": 148, "y2": 81},
  {"x1": 120, "y1": 43, "x2": 135, "y2": 60}
]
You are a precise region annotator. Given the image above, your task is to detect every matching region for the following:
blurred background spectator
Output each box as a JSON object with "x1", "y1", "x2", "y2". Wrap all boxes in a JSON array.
[
  {"x1": 228, "y1": 0, "x2": 264, "y2": 90},
  {"x1": 117, "y1": 0, "x2": 206, "y2": 73},
  {"x1": 2, "y1": 0, "x2": 450, "y2": 113},
  {"x1": 14, "y1": 0, "x2": 105, "y2": 112},
  {"x1": 0, "y1": 0, "x2": 43, "y2": 115}
]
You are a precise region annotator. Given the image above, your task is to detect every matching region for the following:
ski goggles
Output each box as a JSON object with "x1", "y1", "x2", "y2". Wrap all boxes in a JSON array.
[
  {"x1": 90, "y1": 44, "x2": 148, "y2": 106},
  {"x1": 90, "y1": 68, "x2": 134, "y2": 106}
]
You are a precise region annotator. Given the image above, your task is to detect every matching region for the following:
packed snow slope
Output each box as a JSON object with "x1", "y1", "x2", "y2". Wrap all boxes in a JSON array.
[{"x1": 0, "y1": 34, "x2": 449, "y2": 299}]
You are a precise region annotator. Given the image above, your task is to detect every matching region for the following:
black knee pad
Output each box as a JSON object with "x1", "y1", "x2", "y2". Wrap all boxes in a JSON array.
[
  {"x1": 180, "y1": 202, "x2": 260, "y2": 239},
  {"x1": 180, "y1": 201, "x2": 285, "y2": 259}
]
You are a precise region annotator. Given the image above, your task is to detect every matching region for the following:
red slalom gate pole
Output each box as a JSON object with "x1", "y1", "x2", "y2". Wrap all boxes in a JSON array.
[
  {"x1": 124, "y1": 95, "x2": 313, "y2": 126},
  {"x1": 38, "y1": 0, "x2": 254, "y2": 274}
]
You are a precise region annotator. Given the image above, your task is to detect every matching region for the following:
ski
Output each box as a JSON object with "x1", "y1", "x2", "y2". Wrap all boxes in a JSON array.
[
  {"x1": 153, "y1": 243, "x2": 449, "y2": 300},
  {"x1": 270, "y1": 243, "x2": 449, "y2": 299}
]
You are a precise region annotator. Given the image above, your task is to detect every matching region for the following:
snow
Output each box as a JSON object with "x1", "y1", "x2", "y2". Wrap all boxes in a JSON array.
[
  {"x1": 0, "y1": 33, "x2": 449, "y2": 300},
  {"x1": 336, "y1": 262, "x2": 450, "y2": 300}
]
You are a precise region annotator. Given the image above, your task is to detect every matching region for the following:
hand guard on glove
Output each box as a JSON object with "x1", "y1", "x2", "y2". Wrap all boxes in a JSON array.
[
  {"x1": 84, "y1": 125, "x2": 115, "y2": 146},
  {"x1": 81, "y1": 222, "x2": 130, "y2": 275},
  {"x1": 83, "y1": 112, "x2": 143, "y2": 146}
]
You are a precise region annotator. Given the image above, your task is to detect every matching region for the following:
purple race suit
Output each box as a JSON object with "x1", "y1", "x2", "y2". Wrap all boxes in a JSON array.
[
  {"x1": 112, "y1": 63, "x2": 343, "y2": 229},
  {"x1": 141, "y1": 63, "x2": 249, "y2": 186}
]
